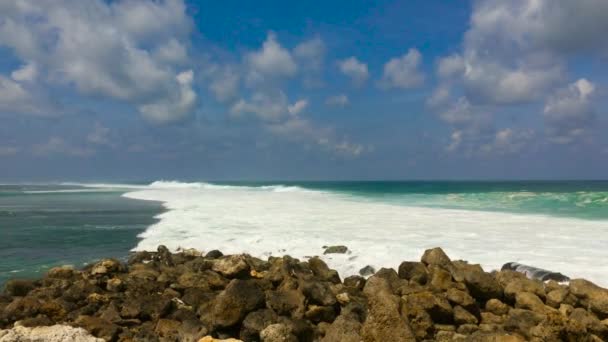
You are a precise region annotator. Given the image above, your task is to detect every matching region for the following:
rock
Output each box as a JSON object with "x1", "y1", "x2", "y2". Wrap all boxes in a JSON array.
[
  {"x1": 486, "y1": 298, "x2": 510, "y2": 316},
  {"x1": 569, "y1": 279, "x2": 608, "y2": 317},
  {"x1": 47, "y1": 266, "x2": 77, "y2": 279},
  {"x1": 105, "y1": 278, "x2": 123, "y2": 292},
  {"x1": 503, "y1": 309, "x2": 545, "y2": 337},
  {"x1": 545, "y1": 288, "x2": 575, "y2": 308},
  {"x1": 515, "y1": 292, "x2": 546, "y2": 313},
  {"x1": 4, "y1": 279, "x2": 36, "y2": 297},
  {"x1": 304, "y1": 305, "x2": 336, "y2": 323},
  {"x1": 323, "y1": 246, "x2": 348, "y2": 254},
  {"x1": 343, "y1": 275, "x2": 365, "y2": 290},
  {"x1": 198, "y1": 337, "x2": 242, "y2": 342},
  {"x1": 462, "y1": 268, "x2": 503, "y2": 302},
  {"x1": 503, "y1": 276, "x2": 546, "y2": 302},
  {"x1": 402, "y1": 306, "x2": 433, "y2": 340},
  {"x1": 358, "y1": 265, "x2": 375, "y2": 277},
  {"x1": 397, "y1": 261, "x2": 428, "y2": 285},
  {"x1": 361, "y1": 276, "x2": 416, "y2": 341},
  {"x1": 480, "y1": 312, "x2": 504, "y2": 324},
  {"x1": 299, "y1": 278, "x2": 336, "y2": 306},
  {"x1": 212, "y1": 255, "x2": 250, "y2": 278},
  {"x1": 74, "y1": 315, "x2": 120, "y2": 341},
  {"x1": 155, "y1": 318, "x2": 181, "y2": 340},
  {"x1": 0, "y1": 324, "x2": 104, "y2": 342},
  {"x1": 3, "y1": 297, "x2": 41, "y2": 321},
  {"x1": 321, "y1": 313, "x2": 362, "y2": 342},
  {"x1": 265, "y1": 289, "x2": 306, "y2": 318},
  {"x1": 457, "y1": 324, "x2": 479, "y2": 334},
  {"x1": 240, "y1": 309, "x2": 278, "y2": 341},
  {"x1": 212, "y1": 279, "x2": 264, "y2": 328},
  {"x1": 421, "y1": 247, "x2": 452, "y2": 267},
  {"x1": 446, "y1": 288, "x2": 476, "y2": 310},
  {"x1": 156, "y1": 245, "x2": 174, "y2": 266},
  {"x1": 336, "y1": 292, "x2": 350, "y2": 305},
  {"x1": 90, "y1": 259, "x2": 124, "y2": 276},
  {"x1": 404, "y1": 291, "x2": 453, "y2": 323},
  {"x1": 259, "y1": 323, "x2": 298, "y2": 342},
  {"x1": 205, "y1": 250, "x2": 224, "y2": 259},
  {"x1": 569, "y1": 308, "x2": 608, "y2": 337},
  {"x1": 429, "y1": 266, "x2": 454, "y2": 290},
  {"x1": 454, "y1": 305, "x2": 478, "y2": 325},
  {"x1": 308, "y1": 257, "x2": 341, "y2": 283}
]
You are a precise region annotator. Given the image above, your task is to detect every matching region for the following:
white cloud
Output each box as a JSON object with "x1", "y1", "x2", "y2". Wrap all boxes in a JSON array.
[
  {"x1": 426, "y1": 85, "x2": 450, "y2": 107},
  {"x1": 0, "y1": 0, "x2": 196, "y2": 123},
  {"x1": 231, "y1": 91, "x2": 288, "y2": 121},
  {"x1": 246, "y1": 32, "x2": 297, "y2": 84},
  {"x1": 325, "y1": 94, "x2": 349, "y2": 107},
  {"x1": 480, "y1": 128, "x2": 535, "y2": 154},
  {"x1": 87, "y1": 123, "x2": 112, "y2": 146},
  {"x1": 440, "y1": 97, "x2": 481, "y2": 125},
  {"x1": 543, "y1": 78, "x2": 596, "y2": 144},
  {"x1": 11, "y1": 62, "x2": 37, "y2": 82},
  {"x1": 379, "y1": 48, "x2": 425, "y2": 89},
  {"x1": 437, "y1": 54, "x2": 464, "y2": 78},
  {"x1": 288, "y1": 99, "x2": 308, "y2": 116},
  {"x1": 294, "y1": 37, "x2": 326, "y2": 87},
  {"x1": 338, "y1": 57, "x2": 369, "y2": 86},
  {"x1": 209, "y1": 66, "x2": 240, "y2": 103},
  {"x1": 138, "y1": 69, "x2": 196, "y2": 123}
]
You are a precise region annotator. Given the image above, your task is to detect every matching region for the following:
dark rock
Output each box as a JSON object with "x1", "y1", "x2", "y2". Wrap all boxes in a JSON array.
[
  {"x1": 2, "y1": 297, "x2": 41, "y2": 321},
  {"x1": 323, "y1": 246, "x2": 348, "y2": 254},
  {"x1": 308, "y1": 257, "x2": 341, "y2": 283},
  {"x1": 514, "y1": 292, "x2": 546, "y2": 313},
  {"x1": 128, "y1": 250, "x2": 152, "y2": 265},
  {"x1": 321, "y1": 313, "x2": 362, "y2": 342},
  {"x1": 446, "y1": 288, "x2": 476, "y2": 311},
  {"x1": 299, "y1": 278, "x2": 336, "y2": 306},
  {"x1": 462, "y1": 268, "x2": 503, "y2": 302},
  {"x1": 343, "y1": 275, "x2": 366, "y2": 290},
  {"x1": 304, "y1": 305, "x2": 336, "y2": 323},
  {"x1": 358, "y1": 265, "x2": 375, "y2": 277},
  {"x1": 205, "y1": 250, "x2": 224, "y2": 259},
  {"x1": 503, "y1": 308, "x2": 545, "y2": 337},
  {"x1": 212, "y1": 279, "x2": 265, "y2": 328},
  {"x1": 453, "y1": 305, "x2": 478, "y2": 325},
  {"x1": 404, "y1": 291, "x2": 453, "y2": 323},
  {"x1": 398, "y1": 261, "x2": 428, "y2": 285},
  {"x1": 47, "y1": 265, "x2": 78, "y2": 279},
  {"x1": 421, "y1": 247, "x2": 452, "y2": 267},
  {"x1": 265, "y1": 289, "x2": 306, "y2": 318},
  {"x1": 240, "y1": 309, "x2": 278, "y2": 341},
  {"x1": 75, "y1": 315, "x2": 120, "y2": 341},
  {"x1": 4, "y1": 279, "x2": 36, "y2": 297}
]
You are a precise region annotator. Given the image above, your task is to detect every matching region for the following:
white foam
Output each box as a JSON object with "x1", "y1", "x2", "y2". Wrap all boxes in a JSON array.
[{"x1": 121, "y1": 181, "x2": 608, "y2": 286}]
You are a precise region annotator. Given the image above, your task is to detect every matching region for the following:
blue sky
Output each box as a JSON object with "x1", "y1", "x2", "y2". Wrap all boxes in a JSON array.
[{"x1": 0, "y1": 0, "x2": 607, "y2": 181}]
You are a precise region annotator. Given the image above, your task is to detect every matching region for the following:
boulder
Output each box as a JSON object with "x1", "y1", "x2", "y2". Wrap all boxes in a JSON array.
[
  {"x1": 446, "y1": 288, "x2": 476, "y2": 310},
  {"x1": 47, "y1": 266, "x2": 77, "y2": 280},
  {"x1": 74, "y1": 315, "x2": 120, "y2": 341},
  {"x1": 212, "y1": 256, "x2": 250, "y2": 278},
  {"x1": 308, "y1": 257, "x2": 341, "y2": 283},
  {"x1": 205, "y1": 250, "x2": 224, "y2": 259},
  {"x1": 265, "y1": 289, "x2": 306, "y2": 318},
  {"x1": 321, "y1": 313, "x2": 362, "y2": 342},
  {"x1": 486, "y1": 298, "x2": 510, "y2": 316},
  {"x1": 358, "y1": 265, "x2": 375, "y2": 277},
  {"x1": 361, "y1": 276, "x2": 416, "y2": 341},
  {"x1": 404, "y1": 291, "x2": 453, "y2": 323},
  {"x1": 259, "y1": 323, "x2": 298, "y2": 342},
  {"x1": 240, "y1": 309, "x2": 278, "y2": 341},
  {"x1": 453, "y1": 305, "x2": 478, "y2": 325},
  {"x1": 397, "y1": 261, "x2": 428, "y2": 284},
  {"x1": 4, "y1": 279, "x2": 36, "y2": 297},
  {"x1": 323, "y1": 246, "x2": 348, "y2": 254},
  {"x1": 569, "y1": 279, "x2": 608, "y2": 317},
  {"x1": 514, "y1": 292, "x2": 546, "y2": 313},
  {"x1": 421, "y1": 247, "x2": 452, "y2": 267},
  {"x1": 212, "y1": 279, "x2": 265, "y2": 328},
  {"x1": 462, "y1": 268, "x2": 503, "y2": 302},
  {"x1": 0, "y1": 324, "x2": 104, "y2": 342}
]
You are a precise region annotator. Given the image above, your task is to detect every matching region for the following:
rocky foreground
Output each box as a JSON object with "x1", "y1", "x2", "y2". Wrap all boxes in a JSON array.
[{"x1": 2, "y1": 247, "x2": 608, "y2": 341}]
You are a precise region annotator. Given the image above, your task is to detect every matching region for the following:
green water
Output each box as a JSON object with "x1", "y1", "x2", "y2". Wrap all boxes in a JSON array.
[{"x1": 0, "y1": 185, "x2": 162, "y2": 285}]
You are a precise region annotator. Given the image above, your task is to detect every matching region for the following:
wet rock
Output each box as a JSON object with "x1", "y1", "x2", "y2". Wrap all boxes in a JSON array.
[
  {"x1": 212, "y1": 279, "x2": 265, "y2": 328},
  {"x1": 343, "y1": 275, "x2": 365, "y2": 290},
  {"x1": 361, "y1": 276, "x2": 415, "y2": 341},
  {"x1": 4, "y1": 279, "x2": 36, "y2": 297},
  {"x1": 212, "y1": 255, "x2": 250, "y2": 278},
  {"x1": 308, "y1": 257, "x2": 340, "y2": 283},
  {"x1": 358, "y1": 265, "x2": 375, "y2": 277},
  {"x1": 323, "y1": 246, "x2": 348, "y2": 254},
  {"x1": 486, "y1": 298, "x2": 510, "y2": 316},
  {"x1": 304, "y1": 305, "x2": 336, "y2": 323},
  {"x1": 397, "y1": 261, "x2": 428, "y2": 285},
  {"x1": 259, "y1": 323, "x2": 298, "y2": 342},
  {"x1": 205, "y1": 250, "x2": 224, "y2": 259},
  {"x1": 462, "y1": 267, "x2": 503, "y2": 302},
  {"x1": 421, "y1": 247, "x2": 452, "y2": 267},
  {"x1": 265, "y1": 289, "x2": 306, "y2": 318}
]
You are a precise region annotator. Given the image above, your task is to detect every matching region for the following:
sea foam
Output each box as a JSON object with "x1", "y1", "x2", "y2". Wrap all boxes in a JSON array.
[{"x1": 122, "y1": 181, "x2": 608, "y2": 286}]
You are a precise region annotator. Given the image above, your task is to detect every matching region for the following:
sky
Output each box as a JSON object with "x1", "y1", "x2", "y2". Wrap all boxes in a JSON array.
[{"x1": 0, "y1": 0, "x2": 607, "y2": 181}]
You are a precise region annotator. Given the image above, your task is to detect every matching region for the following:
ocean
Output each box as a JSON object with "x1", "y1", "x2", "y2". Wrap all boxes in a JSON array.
[{"x1": 1, "y1": 181, "x2": 608, "y2": 286}]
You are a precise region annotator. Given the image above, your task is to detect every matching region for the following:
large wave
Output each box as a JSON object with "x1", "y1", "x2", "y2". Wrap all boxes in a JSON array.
[{"x1": 120, "y1": 180, "x2": 608, "y2": 286}]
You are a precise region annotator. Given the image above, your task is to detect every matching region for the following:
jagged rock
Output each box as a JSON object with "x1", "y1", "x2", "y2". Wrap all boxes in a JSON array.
[
  {"x1": 514, "y1": 292, "x2": 546, "y2": 313},
  {"x1": 404, "y1": 291, "x2": 453, "y2": 323},
  {"x1": 308, "y1": 257, "x2": 340, "y2": 283},
  {"x1": 421, "y1": 247, "x2": 452, "y2": 267},
  {"x1": 320, "y1": 313, "x2": 362, "y2": 342},
  {"x1": 429, "y1": 265, "x2": 454, "y2": 290},
  {"x1": 212, "y1": 279, "x2": 264, "y2": 328},
  {"x1": 47, "y1": 266, "x2": 77, "y2": 280},
  {"x1": 358, "y1": 265, "x2": 375, "y2": 277},
  {"x1": 259, "y1": 323, "x2": 298, "y2": 342},
  {"x1": 205, "y1": 250, "x2": 224, "y2": 259},
  {"x1": 502, "y1": 275, "x2": 546, "y2": 302},
  {"x1": 0, "y1": 324, "x2": 104, "y2": 342},
  {"x1": 4, "y1": 279, "x2": 36, "y2": 297},
  {"x1": 480, "y1": 312, "x2": 504, "y2": 324},
  {"x1": 265, "y1": 289, "x2": 306, "y2": 318},
  {"x1": 361, "y1": 276, "x2": 415, "y2": 341},
  {"x1": 74, "y1": 315, "x2": 120, "y2": 341},
  {"x1": 486, "y1": 298, "x2": 510, "y2": 316},
  {"x1": 454, "y1": 305, "x2": 478, "y2": 325},
  {"x1": 240, "y1": 309, "x2": 278, "y2": 341},
  {"x1": 569, "y1": 279, "x2": 608, "y2": 317},
  {"x1": 462, "y1": 267, "x2": 503, "y2": 302},
  {"x1": 446, "y1": 288, "x2": 476, "y2": 310},
  {"x1": 343, "y1": 276, "x2": 365, "y2": 290},
  {"x1": 398, "y1": 261, "x2": 428, "y2": 284},
  {"x1": 323, "y1": 246, "x2": 348, "y2": 254},
  {"x1": 212, "y1": 256, "x2": 250, "y2": 278},
  {"x1": 503, "y1": 309, "x2": 546, "y2": 337},
  {"x1": 299, "y1": 278, "x2": 336, "y2": 306},
  {"x1": 304, "y1": 305, "x2": 336, "y2": 323},
  {"x1": 90, "y1": 259, "x2": 124, "y2": 276}
]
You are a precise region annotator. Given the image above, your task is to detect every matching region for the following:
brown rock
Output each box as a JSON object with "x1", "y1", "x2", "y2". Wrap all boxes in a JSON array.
[
  {"x1": 454, "y1": 305, "x2": 478, "y2": 325},
  {"x1": 240, "y1": 309, "x2": 278, "y2": 341},
  {"x1": 265, "y1": 289, "x2": 306, "y2": 318},
  {"x1": 463, "y1": 268, "x2": 503, "y2": 302},
  {"x1": 486, "y1": 298, "x2": 510, "y2": 316},
  {"x1": 4, "y1": 279, "x2": 36, "y2": 297},
  {"x1": 212, "y1": 279, "x2": 265, "y2": 328},
  {"x1": 74, "y1": 315, "x2": 120, "y2": 341},
  {"x1": 481, "y1": 311, "x2": 505, "y2": 324},
  {"x1": 397, "y1": 261, "x2": 428, "y2": 285},
  {"x1": 321, "y1": 313, "x2": 362, "y2": 342},
  {"x1": 429, "y1": 266, "x2": 454, "y2": 291},
  {"x1": 304, "y1": 305, "x2": 336, "y2": 323},
  {"x1": 404, "y1": 291, "x2": 453, "y2": 323},
  {"x1": 569, "y1": 279, "x2": 608, "y2": 317},
  {"x1": 155, "y1": 318, "x2": 181, "y2": 340},
  {"x1": 361, "y1": 276, "x2": 416, "y2": 341},
  {"x1": 308, "y1": 257, "x2": 340, "y2": 283},
  {"x1": 421, "y1": 247, "x2": 452, "y2": 267},
  {"x1": 446, "y1": 288, "x2": 476, "y2": 310},
  {"x1": 503, "y1": 308, "x2": 545, "y2": 337},
  {"x1": 212, "y1": 255, "x2": 250, "y2": 278},
  {"x1": 514, "y1": 292, "x2": 546, "y2": 313},
  {"x1": 503, "y1": 276, "x2": 546, "y2": 302},
  {"x1": 259, "y1": 323, "x2": 298, "y2": 342},
  {"x1": 47, "y1": 266, "x2": 77, "y2": 279}
]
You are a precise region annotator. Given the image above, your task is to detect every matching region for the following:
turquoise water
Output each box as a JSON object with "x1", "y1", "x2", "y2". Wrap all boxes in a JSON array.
[
  {"x1": 0, "y1": 184, "x2": 162, "y2": 285},
  {"x1": 1, "y1": 180, "x2": 607, "y2": 286}
]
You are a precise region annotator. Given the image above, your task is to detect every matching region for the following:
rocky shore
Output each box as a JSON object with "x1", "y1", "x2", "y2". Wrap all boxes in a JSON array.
[{"x1": 2, "y1": 246, "x2": 608, "y2": 341}]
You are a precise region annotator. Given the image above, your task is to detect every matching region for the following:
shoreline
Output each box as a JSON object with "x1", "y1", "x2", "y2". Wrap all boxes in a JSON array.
[{"x1": 2, "y1": 246, "x2": 608, "y2": 341}]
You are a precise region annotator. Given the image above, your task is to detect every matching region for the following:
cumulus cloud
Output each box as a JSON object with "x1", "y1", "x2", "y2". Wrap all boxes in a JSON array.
[
  {"x1": 325, "y1": 94, "x2": 349, "y2": 107},
  {"x1": 544, "y1": 78, "x2": 596, "y2": 144},
  {"x1": 426, "y1": 85, "x2": 450, "y2": 108},
  {"x1": 231, "y1": 91, "x2": 288, "y2": 121},
  {"x1": 294, "y1": 37, "x2": 325, "y2": 87},
  {"x1": 338, "y1": 57, "x2": 369, "y2": 86},
  {"x1": 138, "y1": 70, "x2": 197, "y2": 123},
  {"x1": 246, "y1": 32, "x2": 297, "y2": 84},
  {"x1": 437, "y1": 54, "x2": 465, "y2": 79},
  {"x1": 288, "y1": 99, "x2": 308, "y2": 116},
  {"x1": 379, "y1": 48, "x2": 425, "y2": 89},
  {"x1": 11, "y1": 62, "x2": 37, "y2": 82},
  {"x1": 208, "y1": 66, "x2": 240, "y2": 103},
  {"x1": 0, "y1": 0, "x2": 196, "y2": 123}
]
